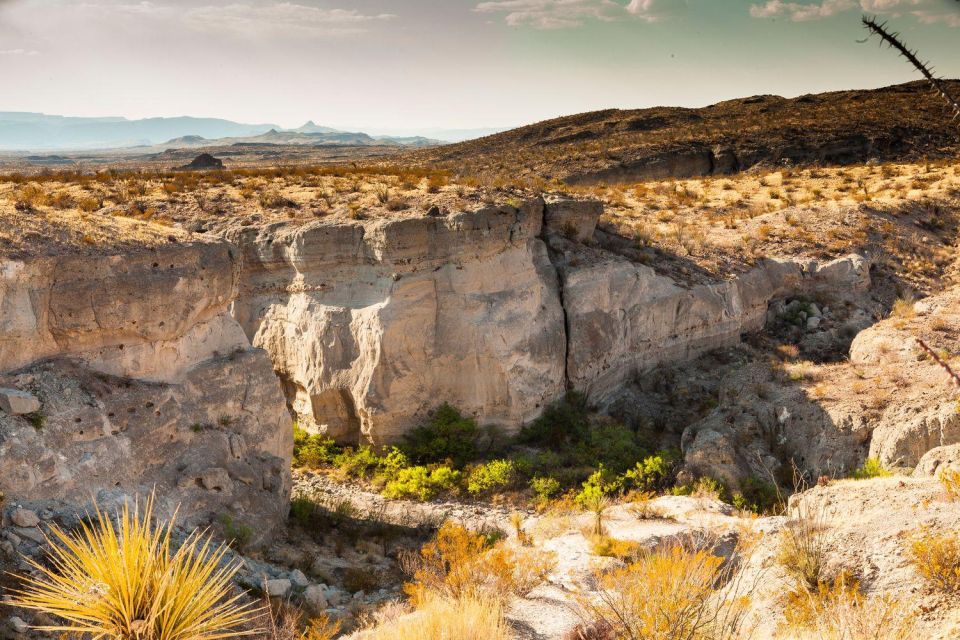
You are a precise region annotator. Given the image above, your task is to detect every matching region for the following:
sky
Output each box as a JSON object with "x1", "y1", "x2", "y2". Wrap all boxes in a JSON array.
[{"x1": 0, "y1": 0, "x2": 957, "y2": 133}]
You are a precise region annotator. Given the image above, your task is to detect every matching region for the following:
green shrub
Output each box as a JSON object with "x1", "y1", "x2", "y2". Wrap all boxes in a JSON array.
[
  {"x1": 402, "y1": 404, "x2": 479, "y2": 466},
  {"x1": 850, "y1": 457, "x2": 892, "y2": 480},
  {"x1": 577, "y1": 467, "x2": 615, "y2": 535},
  {"x1": 293, "y1": 427, "x2": 338, "y2": 467},
  {"x1": 519, "y1": 392, "x2": 589, "y2": 446},
  {"x1": 732, "y1": 476, "x2": 783, "y2": 514},
  {"x1": 380, "y1": 446, "x2": 410, "y2": 479},
  {"x1": 333, "y1": 446, "x2": 382, "y2": 478},
  {"x1": 383, "y1": 465, "x2": 462, "y2": 501},
  {"x1": 574, "y1": 420, "x2": 648, "y2": 474},
  {"x1": 530, "y1": 476, "x2": 561, "y2": 502},
  {"x1": 622, "y1": 451, "x2": 679, "y2": 492},
  {"x1": 467, "y1": 460, "x2": 516, "y2": 496}
]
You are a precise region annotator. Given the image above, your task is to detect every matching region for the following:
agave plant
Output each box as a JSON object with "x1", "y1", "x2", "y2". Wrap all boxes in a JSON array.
[{"x1": 8, "y1": 493, "x2": 260, "y2": 640}]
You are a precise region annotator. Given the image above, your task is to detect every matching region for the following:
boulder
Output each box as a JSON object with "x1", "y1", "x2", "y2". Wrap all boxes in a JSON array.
[
  {"x1": 264, "y1": 578, "x2": 292, "y2": 598},
  {"x1": 0, "y1": 389, "x2": 39, "y2": 415},
  {"x1": 542, "y1": 196, "x2": 602, "y2": 242}
]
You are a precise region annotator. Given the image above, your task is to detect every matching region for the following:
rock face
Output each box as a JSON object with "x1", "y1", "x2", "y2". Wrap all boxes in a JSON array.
[
  {"x1": 227, "y1": 199, "x2": 567, "y2": 444},
  {"x1": 225, "y1": 195, "x2": 872, "y2": 447},
  {"x1": 0, "y1": 239, "x2": 291, "y2": 540}
]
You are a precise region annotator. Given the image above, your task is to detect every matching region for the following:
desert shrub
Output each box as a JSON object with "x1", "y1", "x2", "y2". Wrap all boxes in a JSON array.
[
  {"x1": 937, "y1": 466, "x2": 960, "y2": 501},
  {"x1": 467, "y1": 459, "x2": 516, "y2": 496},
  {"x1": 401, "y1": 404, "x2": 479, "y2": 466},
  {"x1": 732, "y1": 476, "x2": 783, "y2": 514},
  {"x1": 293, "y1": 427, "x2": 338, "y2": 467},
  {"x1": 333, "y1": 446, "x2": 382, "y2": 479},
  {"x1": 578, "y1": 544, "x2": 752, "y2": 640},
  {"x1": 518, "y1": 392, "x2": 590, "y2": 446},
  {"x1": 691, "y1": 476, "x2": 727, "y2": 501},
  {"x1": 358, "y1": 593, "x2": 510, "y2": 640},
  {"x1": 850, "y1": 457, "x2": 892, "y2": 480},
  {"x1": 574, "y1": 419, "x2": 648, "y2": 474},
  {"x1": 589, "y1": 535, "x2": 641, "y2": 560},
  {"x1": 777, "y1": 509, "x2": 830, "y2": 590},
  {"x1": 402, "y1": 522, "x2": 554, "y2": 605},
  {"x1": 576, "y1": 468, "x2": 615, "y2": 536},
  {"x1": 383, "y1": 465, "x2": 461, "y2": 501},
  {"x1": 218, "y1": 514, "x2": 253, "y2": 551},
  {"x1": 909, "y1": 527, "x2": 960, "y2": 592},
  {"x1": 622, "y1": 451, "x2": 679, "y2": 492},
  {"x1": 8, "y1": 493, "x2": 259, "y2": 639},
  {"x1": 530, "y1": 476, "x2": 562, "y2": 502},
  {"x1": 779, "y1": 576, "x2": 916, "y2": 640}
]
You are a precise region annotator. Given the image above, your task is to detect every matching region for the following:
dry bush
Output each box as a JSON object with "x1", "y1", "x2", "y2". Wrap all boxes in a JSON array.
[
  {"x1": 8, "y1": 493, "x2": 260, "y2": 639},
  {"x1": 908, "y1": 527, "x2": 960, "y2": 593},
  {"x1": 778, "y1": 578, "x2": 916, "y2": 640},
  {"x1": 261, "y1": 599, "x2": 341, "y2": 640},
  {"x1": 402, "y1": 521, "x2": 555, "y2": 605},
  {"x1": 777, "y1": 507, "x2": 831, "y2": 590},
  {"x1": 588, "y1": 535, "x2": 641, "y2": 560},
  {"x1": 357, "y1": 593, "x2": 510, "y2": 640},
  {"x1": 938, "y1": 466, "x2": 960, "y2": 501},
  {"x1": 576, "y1": 541, "x2": 756, "y2": 640}
]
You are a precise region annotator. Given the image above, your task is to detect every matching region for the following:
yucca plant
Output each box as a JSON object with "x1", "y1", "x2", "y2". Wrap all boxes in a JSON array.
[{"x1": 7, "y1": 493, "x2": 261, "y2": 640}]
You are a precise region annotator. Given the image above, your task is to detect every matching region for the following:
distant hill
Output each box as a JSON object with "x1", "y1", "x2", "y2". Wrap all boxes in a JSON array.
[
  {"x1": 406, "y1": 80, "x2": 960, "y2": 184},
  {"x1": 0, "y1": 113, "x2": 279, "y2": 150},
  {"x1": 0, "y1": 114, "x2": 442, "y2": 151}
]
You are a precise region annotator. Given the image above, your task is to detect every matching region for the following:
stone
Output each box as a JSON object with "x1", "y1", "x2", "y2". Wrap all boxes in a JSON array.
[
  {"x1": 289, "y1": 569, "x2": 309, "y2": 588},
  {"x1": 13, "y1": 527, "x2": 45, "y2": 544},
  {"x1": 0, "y1": 389, "x2": 40, "y2": 415},
  {"x1": 198, "y1": 467, "x2": 233, "y2": 493},
  {"x1": 303, "y1": 585, "x2": 329, "y2": 613},
  {"x1": 542, "y1": 196, "x2": 602, "y2": 242},
  {"x1": 10, "y1": 508, "x2": 39, "y2": 528},
  {"x1": 8, "y1": 617, "x2": 29, "y2": 635},
  {"x1": 264, "y1": 579, "x2": 292, "y2": 598},
  {"x1": 806, "y1": 316, "x2": 821, "y2": 330}
]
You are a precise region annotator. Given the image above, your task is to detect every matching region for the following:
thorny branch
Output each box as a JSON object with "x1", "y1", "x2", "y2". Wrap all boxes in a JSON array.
[{"x1": 917, "y1": 338, "x2": 960, "y2": 388}]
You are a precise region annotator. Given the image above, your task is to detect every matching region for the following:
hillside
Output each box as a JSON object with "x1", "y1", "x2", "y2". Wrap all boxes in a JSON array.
[{"x1": 406, "y1": 80, "x2": 960, "y2": 185}]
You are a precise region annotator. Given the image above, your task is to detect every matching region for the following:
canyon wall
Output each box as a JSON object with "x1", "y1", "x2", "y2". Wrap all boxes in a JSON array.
[
  {"x1": 0, "y1": 241, "x2": 291, "y2": 539},
  {"x1": 225, "y1": 197, "x2": 871, "y2": 445}
]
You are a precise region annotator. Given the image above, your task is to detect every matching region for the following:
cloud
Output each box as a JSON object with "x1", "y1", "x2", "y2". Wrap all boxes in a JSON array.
[
  {"x1": 749, "y1": 0, "x2": 960, "y2": 25},
  {"x1": 474, "y1": 0, "x2": 672, "y2": 29},
  {"x1": 749, "y1": 0, "x2": 856, "y2": 21},
  {"x1": 183, "y1": 3, "x2": 396, "y2": 37},
  {"x1": 0, "y1": 48, "x2": 39, "y2": 55}
]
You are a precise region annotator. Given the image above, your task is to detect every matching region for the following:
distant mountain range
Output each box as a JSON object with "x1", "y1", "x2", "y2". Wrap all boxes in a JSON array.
[{"x1": 0, "y1": 113, "x2": 478, "y2": 151}]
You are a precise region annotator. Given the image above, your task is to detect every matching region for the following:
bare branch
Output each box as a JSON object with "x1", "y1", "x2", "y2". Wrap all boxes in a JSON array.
[
  {"x1": 916, "y1": 338, "x2": 960, "y2": 389},
  {"x1": 862, "y1": 15, "x2": 960, "y2": 125}
]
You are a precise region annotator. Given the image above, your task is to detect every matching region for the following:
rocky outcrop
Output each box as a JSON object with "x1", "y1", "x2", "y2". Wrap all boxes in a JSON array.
[
  {"x1": 0, "y1": 240, "x2": 291, "y2": 540},
  {"x1": 226, "y1": 200, "x2": 567, "y2": 445}
]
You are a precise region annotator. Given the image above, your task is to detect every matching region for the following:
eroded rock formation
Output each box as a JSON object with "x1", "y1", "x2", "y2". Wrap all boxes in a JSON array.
[{"x1": 0, "y1": 239, "x2": 291, "y2": 539}]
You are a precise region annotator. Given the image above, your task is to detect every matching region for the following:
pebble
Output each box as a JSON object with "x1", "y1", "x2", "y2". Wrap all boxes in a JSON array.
[{"x1": 8, "y1": 617, "x2": 29, "y2": 634}]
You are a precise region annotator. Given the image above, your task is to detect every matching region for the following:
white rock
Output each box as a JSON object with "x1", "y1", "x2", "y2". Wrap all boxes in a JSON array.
[
  {"x1": 0, "y1": 389, "x2": 40, "y2": 416},
  {"x1": 303, "y1": 585, "x2": 328, "y2": 613},
  {"x1": 264, "y1": 579, "x2": 291, "y2": 598},
  {"x1": 806, "y1": 316, "x2": 821, "y2": 330},
  {"x1": 10, "y1": 508, "x2": 39, "y2": 528},
  {"x1": 9, "y1": 616, "x2": 29, "y2": 634},
  {"x1": 289, "y1": 569, "x2": 309, "y2": 588}
]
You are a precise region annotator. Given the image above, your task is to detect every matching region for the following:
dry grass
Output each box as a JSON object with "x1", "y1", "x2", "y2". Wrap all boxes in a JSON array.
[{"x1": 355, "y1": 593, "x2": 511, "y2": 640}]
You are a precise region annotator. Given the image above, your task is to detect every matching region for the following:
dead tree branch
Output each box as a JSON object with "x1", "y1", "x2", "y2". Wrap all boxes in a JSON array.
[
  {"x1": 862, "y1": 15, "x2": 960, "y2": 126},
  {"x1": 917, "y1": 338, "x2": 960, "y2": 388}
]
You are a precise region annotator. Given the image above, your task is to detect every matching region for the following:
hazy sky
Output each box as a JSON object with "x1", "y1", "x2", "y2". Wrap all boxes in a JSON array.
[{"x1": 0, "y1": 0, "x2": 957, "y2": 132}]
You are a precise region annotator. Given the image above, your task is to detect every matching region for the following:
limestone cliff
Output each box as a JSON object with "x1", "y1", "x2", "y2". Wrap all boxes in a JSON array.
[{"x1": 0, "y1": 239, "x2": 291, "y2": 539}]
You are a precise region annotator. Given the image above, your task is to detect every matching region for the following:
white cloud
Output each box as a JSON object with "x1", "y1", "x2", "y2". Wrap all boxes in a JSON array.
[
  {"x1": 474, "y1": 0, "x2": 673, "y2": 29},
  {"x1": 0, "y1": 48, "x2": 39, "y2": 55},
  {"x1": 184, "y1": 3, "x2": 396, "y2": 37},
  {"x1": 749, "y1": 0, "x2": 960, "y2": 26},
  {"x1": 749, "y1": 0, "x2": 856, "y2": 21}
]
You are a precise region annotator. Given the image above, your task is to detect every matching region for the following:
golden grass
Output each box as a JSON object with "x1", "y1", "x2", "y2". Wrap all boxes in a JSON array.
[
  {"x1": 8, "y1": 493, "x2": 260, "y2": 640},
  {"x1": 357, "y1": 593, "x2": 511, "y2": 640}
]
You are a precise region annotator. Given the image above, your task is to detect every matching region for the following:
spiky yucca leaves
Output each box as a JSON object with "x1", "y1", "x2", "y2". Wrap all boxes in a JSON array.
[{"x1": 8, "y1": 494, "x2": 260, "y2": 640}]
